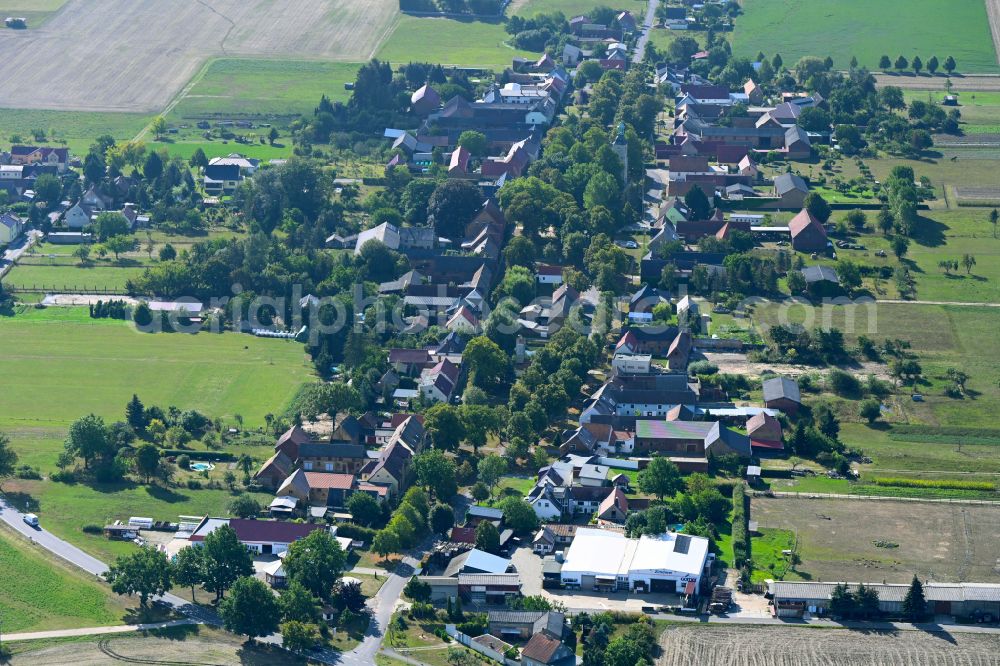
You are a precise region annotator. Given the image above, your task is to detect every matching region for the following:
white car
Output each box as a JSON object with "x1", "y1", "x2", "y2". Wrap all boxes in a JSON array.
[{"x1": 23, "y1": 513, "x2": 39, "y2": 527}]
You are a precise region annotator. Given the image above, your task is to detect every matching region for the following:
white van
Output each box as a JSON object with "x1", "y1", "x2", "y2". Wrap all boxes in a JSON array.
[{"x1": 23, "y1": 513, "x2": 39, "y2": 527}]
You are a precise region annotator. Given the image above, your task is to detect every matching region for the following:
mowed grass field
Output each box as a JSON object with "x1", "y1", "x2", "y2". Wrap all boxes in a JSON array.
[
  {"x1": 169, "y1": 59, "x2": 359, "y2": 120},
  {"x1": 0, "y1": 524, "x2": 130, "y2": 633},
  {"x1": 751, "y1": 497, "x2": 1000, "y2": 583},
  {"x1": 512, "y1": 0, "x2": 645, "y2": 17},
  {"x1": 376, "y1": 16, "x2": 535, "y2": 69},
  {"x1": 0, "y1": 307, "x2": 313, "y2": 429},
  {"x1": 732, "y1": 0, "x2": 999, "y2": 73}
]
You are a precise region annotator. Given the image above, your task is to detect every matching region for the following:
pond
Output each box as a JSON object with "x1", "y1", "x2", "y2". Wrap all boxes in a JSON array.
[{"x1": 189, "y1": 462, "x2": 215, "y2": 472}]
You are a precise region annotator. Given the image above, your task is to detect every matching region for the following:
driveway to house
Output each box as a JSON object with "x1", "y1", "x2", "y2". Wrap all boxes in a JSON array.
[
  {"x1": 632, "y1": 0, "x2": 660, "y2": 64},
  {"x1": 0, "y1": 229, "x2": 41, "y2": 278}
]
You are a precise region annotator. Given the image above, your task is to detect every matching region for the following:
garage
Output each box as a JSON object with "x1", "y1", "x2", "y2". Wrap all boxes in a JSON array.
[
  {"x1": 650, "y1": 578, "x2": 674, "y2": 593},
  {"x1": 581, "y1": 574, "x2": 595, "y2": 589}
]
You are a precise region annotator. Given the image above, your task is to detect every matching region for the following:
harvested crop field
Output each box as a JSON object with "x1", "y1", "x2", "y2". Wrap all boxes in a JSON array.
[
  {"x1": 751, "y1": 497, "x2": 1000, "y2": 583},
  {"x1": 0, "y1": 0, "x2": 397, "y2": 112},
  {"x1": 657, "y1": 625, "x2": 1000, "y2": 666}
]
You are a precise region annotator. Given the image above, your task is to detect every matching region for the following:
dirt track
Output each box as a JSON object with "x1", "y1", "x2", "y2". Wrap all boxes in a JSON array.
[
  {"x1": 874, "y1": 73, "x2": 1000, "y2": 91},
  {"x1": 988, "y1": 0, "x2": 1000, "y2": 68},
  {"x1": 658, "y1": 625, "x2": 1000, "y2": 666},
  {"x1": 0, "y1": 0, "x2": 398, "y2": 112}
]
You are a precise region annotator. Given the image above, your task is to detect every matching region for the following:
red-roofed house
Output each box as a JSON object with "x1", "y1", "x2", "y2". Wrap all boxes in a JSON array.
[
  {"x1": 188, "y1": 517, "x2": 327, "y2": 555},
  {"x1": 597, "y1": 488, "x2": 629, "y2": 523},
  {"x1": 789, "y1": 209, "x2": 828, "y2": 252},
  {"x1": 419, "y1": 358, "x2": 462, "y2": 403},
  {"x1": 449, "y1": 146, "x2": 471, "y2": 177},
  {"x1": 747, "y1": 412, "x2": 784, "y2": 454},
  {"x1": 275, "y1": 425, "x2": 312, "y2": 460},
  {"x1": 411, "y1": 84, "x2": 441, "y2": 116}
]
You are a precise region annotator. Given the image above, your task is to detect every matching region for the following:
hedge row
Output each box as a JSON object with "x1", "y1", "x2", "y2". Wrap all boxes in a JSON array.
[
  {"x1": 162, "y1": 450, "x2": 236, "y2": 462},
  {"x1": 334, "y1": 522, "x2": 377, "y2": 542},
  {"x1": 731, "y1": 481, "x2": 750, "y2": 568},
  {"x1": 870, "y1": 477, "x2": 995, "y2": 491}
]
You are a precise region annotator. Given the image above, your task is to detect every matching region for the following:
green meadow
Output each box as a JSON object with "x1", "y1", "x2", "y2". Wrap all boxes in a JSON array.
[
  {"x1": 169, "y1": 58, "x2": 360, "y2": 121},
  {"x1": 0, "y1": 524, "x2": 130, "y2": 632},
  {"x1": 513, "y1": 0, "x2": 645, "y2": 17},
  {"x1": 376, "y1": 16, "x2": 535, "y2": 69},
  {"x1": 0, "y1": 307, "x2": 313, "y2": 430},
  {"x1": 732, "y1": 0, "x2": 999, "y2": 73}
]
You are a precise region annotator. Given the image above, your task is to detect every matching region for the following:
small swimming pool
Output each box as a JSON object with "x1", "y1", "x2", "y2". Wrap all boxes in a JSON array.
[{"x1": 189, "y1": 462, "x2": 215, "y2": 472}]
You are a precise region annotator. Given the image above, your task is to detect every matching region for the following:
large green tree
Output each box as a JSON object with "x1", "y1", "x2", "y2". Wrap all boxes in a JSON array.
[
  {"x1": 637, "y1": 456, "x2": 683, "y2": 500},
  {"x1": 283, "y1": 529, "x2": 346, "y2": 601},
  {"x1": 423, "y1": 403, "x2": 465, "y2": 451},
  {"x1": 64, "y1": 414, "x2": 112, "y2": 469},
  {"x1": 463, "y1": 336, "x2": 509, "y2": 389},
  {"x1": 413, "y1": 449, "x2": 458, "y2": 500},
  {"x1": 201, "y1": 525, "x2": 254, "y2": 601},
  {"x1": 219, "y1": 576, "x2": 281, "y2": 641},
  {"x1": 106, "y1": 548, "x2": 173, "y2": 606},
  {"x1": 0, "y1": 433, "x2": 18, "y2": 490},
  {"x1": 171, "y1": 544, "x2": 204, "y2": 602}
]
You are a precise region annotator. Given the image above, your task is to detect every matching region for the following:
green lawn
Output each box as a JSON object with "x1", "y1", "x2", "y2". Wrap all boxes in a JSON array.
[
  {"x1": 0, "y1": 306, "x2": 310, "y2": 560},
  {"x1": 376, "y1": 16, "x2": 535, "y2": 69},
  {"x1": 0, "y1": 524, "x2": 131, "y2": 633},
  {"x1": 169, "y1": 58, "x2": 359, "y2": 121},
  {"x1": 4, "y1": 262, "x2": 148, "y2": 292},
  {"x1": 748, "y1": 528, "x2": 799, "y2": 583},
  {"x1": 513, "y1": 0, "x2": 646, "y2": 17},
  {"x1": 732, "y1": 0, "x2": 999, "y2": 73},
  {"x1": 0, "y1": 108, "x2": 151, "y2": 155},
  {"x1": 0, "y1": 307, "x2": 313, "y2": 429}
]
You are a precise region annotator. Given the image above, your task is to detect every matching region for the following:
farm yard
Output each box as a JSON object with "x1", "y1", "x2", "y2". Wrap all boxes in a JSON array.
[
  {"x1": 750, "y1": 497, "x2": 1000, "y2": 583},
  {"x1": 732, "y1": 0, "x2": 999, "y2": 73},
  {"x1": 656, "y1": 624, "x2": 1000, "y2": 666},
  {"x1": 0, "y1": 0, "x2": 398, "y2": 112}
]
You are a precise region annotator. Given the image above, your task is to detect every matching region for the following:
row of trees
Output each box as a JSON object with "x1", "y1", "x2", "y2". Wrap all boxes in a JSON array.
[{"x1": 878, "y1": 55, "x2": 956, "y2": 76}]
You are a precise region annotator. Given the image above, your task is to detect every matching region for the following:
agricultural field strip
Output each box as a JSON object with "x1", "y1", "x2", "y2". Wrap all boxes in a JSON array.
[
  {"x1": 657, "y1": 625, "x2": 1000, "y2": 666},
  {"x1": 0, "y1": 0, "x2": 397, "y2": 112},
  {"x1": 989, "y1": 0, "x2": 1000, "y2": 66}
]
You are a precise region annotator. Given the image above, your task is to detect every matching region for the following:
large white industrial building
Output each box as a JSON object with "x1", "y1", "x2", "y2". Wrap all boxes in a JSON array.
[{"x1": 559, "y1": 528, "x2": 711, "y2": 594}]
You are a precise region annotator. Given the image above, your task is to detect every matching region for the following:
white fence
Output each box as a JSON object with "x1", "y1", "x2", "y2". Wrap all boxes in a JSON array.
[
  {"x1": 446, "y1": 625, "x2": 519, "y2": 666},
  {"x1": 598, "y1": 456, "x2": 640, "y2": 470}
]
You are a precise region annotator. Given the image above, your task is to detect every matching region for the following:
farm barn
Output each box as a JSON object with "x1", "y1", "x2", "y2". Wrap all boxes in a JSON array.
[{"x1": 769, "y1": 580, "x2": 1000, "y2": 620}]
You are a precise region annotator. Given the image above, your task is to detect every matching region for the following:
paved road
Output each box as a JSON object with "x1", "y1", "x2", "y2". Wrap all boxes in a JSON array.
[
  {"x1": 0, "y1": 496, "x2": 212, "y2": 622},
  {"x1": 0, "y1": 229, "x2": 41, "y2": 279},
  {"x1": 632, "y1": 0, "x2": 659, "y2": 64}
]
